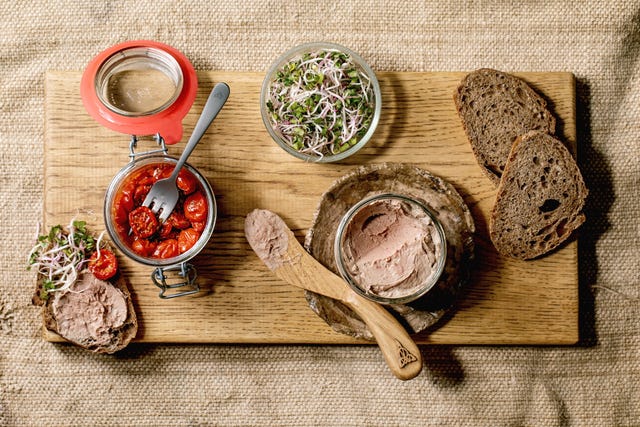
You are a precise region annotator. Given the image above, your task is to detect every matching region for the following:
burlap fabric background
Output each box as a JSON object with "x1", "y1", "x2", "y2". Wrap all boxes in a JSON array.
[{"x1": 1, "y1": 1, "x2": 638, "y2": 425}]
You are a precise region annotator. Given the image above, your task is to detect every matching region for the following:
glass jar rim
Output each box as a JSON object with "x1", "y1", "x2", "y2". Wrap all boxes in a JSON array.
[
  {"x1": 94, "y1": 46, "x2": 185, "y2": 117},
  {"x1": 80, "y1": 40, "x2": 198, "y2": 145}
]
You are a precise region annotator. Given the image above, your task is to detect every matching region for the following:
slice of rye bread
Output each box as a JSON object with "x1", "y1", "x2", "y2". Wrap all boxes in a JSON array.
[
  {"x1": 489, "y1": 131, "x2": 588, "y2": 260},
  {"x1": 33, "y1": 271, "x2": 138, "y2": 354},
  {"x1": 454, "y1": 68, "x2": 556, "y2": 186}
]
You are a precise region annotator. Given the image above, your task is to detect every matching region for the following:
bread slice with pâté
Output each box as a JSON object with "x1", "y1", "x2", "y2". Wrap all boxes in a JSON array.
[
  {"x1": 34, "y1": 271, "x2": 138, "y2": 354},
  {"x1": 454, "y1": 68, "x2": 556, "y2": 186},
  {"x1": 30, "y1": 222, "x2": 137, "y2": 354},
  {"x1": 489, "y1": 131, "x2": 588, "y2": 260}
]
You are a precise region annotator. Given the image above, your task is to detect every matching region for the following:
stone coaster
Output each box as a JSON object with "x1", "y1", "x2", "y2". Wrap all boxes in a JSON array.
[{"x1": 304, "y1": 163, "x2": 476, "y2": 340}]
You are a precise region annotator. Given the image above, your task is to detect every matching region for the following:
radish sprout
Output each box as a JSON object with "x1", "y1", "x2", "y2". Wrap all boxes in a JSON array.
[{"x1": 28, "y1": 219, "x2": 102, "y2": 299}]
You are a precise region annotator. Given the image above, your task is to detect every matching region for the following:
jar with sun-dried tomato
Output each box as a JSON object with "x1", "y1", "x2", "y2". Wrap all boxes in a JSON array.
[
  {"x1": 81, "y1": 41, "x2": 216, "y2": 298},
  {"x1": 103, "y1": 152, "x2": 216, "y2": 298}
]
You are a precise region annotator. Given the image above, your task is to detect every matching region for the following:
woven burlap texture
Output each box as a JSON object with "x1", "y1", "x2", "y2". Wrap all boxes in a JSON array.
[{"x1": 1, "y1": 1, "x2": 638, "y2": 426}]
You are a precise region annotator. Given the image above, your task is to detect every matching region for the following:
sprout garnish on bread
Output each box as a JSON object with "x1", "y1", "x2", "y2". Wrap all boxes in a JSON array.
[{"x1": 29, "y1": 219, "x2": 137, "y2": 353}]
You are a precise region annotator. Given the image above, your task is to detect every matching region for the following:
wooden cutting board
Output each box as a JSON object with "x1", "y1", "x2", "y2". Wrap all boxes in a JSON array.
[{"x1": 42, "y1": 70, "x2": 579, "y2": 345}]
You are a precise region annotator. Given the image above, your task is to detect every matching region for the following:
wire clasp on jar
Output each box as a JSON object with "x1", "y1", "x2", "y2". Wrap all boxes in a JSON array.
[
  {"x1": 128, "y1": 133, "x2": 169, "y2": 162},
  {"x1": 151, "y1": 263, "x2": 199, "y2": 299}
]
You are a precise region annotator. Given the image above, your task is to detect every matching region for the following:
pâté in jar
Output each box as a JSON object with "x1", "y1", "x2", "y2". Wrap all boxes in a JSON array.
[{"x1": 334, "y1": 193, "x2": 447, "y2": 305}]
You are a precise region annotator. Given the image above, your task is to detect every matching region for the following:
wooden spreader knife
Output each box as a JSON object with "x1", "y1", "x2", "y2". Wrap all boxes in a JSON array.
[{"x1": 244, "y1": 209, "x2": 423, "y2": 380}]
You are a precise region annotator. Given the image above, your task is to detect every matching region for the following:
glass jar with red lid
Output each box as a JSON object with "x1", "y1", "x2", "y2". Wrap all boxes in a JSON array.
[{"x1": 81, "y1": 40, "x2": 217, "y2": 298}]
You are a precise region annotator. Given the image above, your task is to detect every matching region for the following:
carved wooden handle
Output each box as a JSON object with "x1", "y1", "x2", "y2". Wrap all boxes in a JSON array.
[{"x1": 345, "y1": 292, "x2": 423, "y2": 380}]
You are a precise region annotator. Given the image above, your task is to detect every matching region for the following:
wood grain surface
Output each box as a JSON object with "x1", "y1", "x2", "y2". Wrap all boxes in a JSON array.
[{"x1": 42, "y1": 70, "x2": 578, "y2": 345}]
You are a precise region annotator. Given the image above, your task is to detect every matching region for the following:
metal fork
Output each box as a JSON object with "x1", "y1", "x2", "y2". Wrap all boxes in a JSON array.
[{"x1": 142, "y1": 82, "x2": 230, "y2": 222}]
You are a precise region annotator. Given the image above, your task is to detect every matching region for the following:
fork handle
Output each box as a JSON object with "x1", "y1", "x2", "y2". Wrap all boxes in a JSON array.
[{"x1": 170, "y1": 82, "x2": 230, "y2": 180}]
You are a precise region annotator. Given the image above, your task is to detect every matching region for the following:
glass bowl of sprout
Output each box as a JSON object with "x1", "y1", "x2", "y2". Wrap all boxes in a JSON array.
[{"x1": 260, "y1": 42, "x2": 382, "y2": 163}]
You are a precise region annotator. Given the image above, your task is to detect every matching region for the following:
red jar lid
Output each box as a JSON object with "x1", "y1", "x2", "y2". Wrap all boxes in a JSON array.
[{"x1": 80, "y1": 40, "x2": 197, "y2": 145}]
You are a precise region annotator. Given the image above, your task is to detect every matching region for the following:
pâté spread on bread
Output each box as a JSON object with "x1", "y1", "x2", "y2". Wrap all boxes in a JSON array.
[
  {"x1": 51, "y1": 272, "x2": 129, "y2": 350},
  {"x1": 28, "y1": 219, "x2": 137, "y2": 353}
]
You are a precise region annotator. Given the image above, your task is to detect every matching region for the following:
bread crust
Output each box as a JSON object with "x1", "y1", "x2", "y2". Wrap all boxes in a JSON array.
[
  {"x1": 489, "y1": 131, "x2": 588, "y2": 259},
  {"x1": 454, "y1": 68, "x2": 556, "y2": 186}
]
